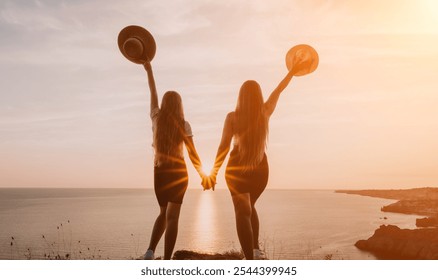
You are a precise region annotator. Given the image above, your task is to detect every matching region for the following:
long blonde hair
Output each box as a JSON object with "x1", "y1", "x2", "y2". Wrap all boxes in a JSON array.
[
  {"x1": 235, "y1": 80, "x2": 268, "y2": 169},
  {"x1": 154, "y1": 91, "x2": 185, "y2": 163}
]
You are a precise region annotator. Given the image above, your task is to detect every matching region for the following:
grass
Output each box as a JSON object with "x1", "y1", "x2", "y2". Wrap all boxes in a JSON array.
[
  {"x1": 8, "y1": 221, "x2": 340, "y2": 260},
  {"x1": 9, "y1": 220, "x2": 104, "y2": 260}
]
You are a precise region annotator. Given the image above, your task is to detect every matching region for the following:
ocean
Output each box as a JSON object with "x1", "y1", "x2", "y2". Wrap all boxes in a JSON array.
[{"x1": 0, "y1": 188, "x2": 423, "y2": 260}]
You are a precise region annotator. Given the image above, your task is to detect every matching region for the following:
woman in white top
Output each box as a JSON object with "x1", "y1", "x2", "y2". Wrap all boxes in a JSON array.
[
  {"x1": 208, "y1": 60, "x2": 309, "y2": 259},
  {"x1": 143, "y1": 60, "x2": 205, "y2": 260}
]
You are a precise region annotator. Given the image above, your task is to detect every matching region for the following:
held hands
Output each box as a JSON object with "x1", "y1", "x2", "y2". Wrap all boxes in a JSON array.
[{"x1": 201, "y1": 171, "x2": 217, "y2": 191}]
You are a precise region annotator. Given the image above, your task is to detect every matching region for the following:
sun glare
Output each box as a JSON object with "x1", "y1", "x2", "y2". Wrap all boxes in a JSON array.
[
  {"x1": 202, "y1": 161, "x2": 213, "y2": 175},
  {"x1": 423, "y1": 0, "x2": 438, "y2": 10},
  {"x1": 420, "y1": 0, "x2": 438, "y2": 26}
]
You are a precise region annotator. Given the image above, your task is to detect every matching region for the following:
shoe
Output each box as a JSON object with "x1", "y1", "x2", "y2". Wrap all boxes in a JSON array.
[
  {"x1": 144, "y1": 249, "x2": 154, "y2": 260},
  {"x1": 253, "y1": 249, "x2": 266, "y2": 260}
]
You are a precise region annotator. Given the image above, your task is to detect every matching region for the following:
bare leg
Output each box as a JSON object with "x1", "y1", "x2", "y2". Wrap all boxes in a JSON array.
[
  {"x1": 251, "y1": 204, "x2": 260, "y2": 249},
  {"x1": 164, "y1": 202, "x2": 182, "y2": 260},
  {"x1": 148, "y1": 206, "x2": 167, "y2": 252},
  {"x1": 232, "y1": 193, "x2": 254, "y2": 260}
]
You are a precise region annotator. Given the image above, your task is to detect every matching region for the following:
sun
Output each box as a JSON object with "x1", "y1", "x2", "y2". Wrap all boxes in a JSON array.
[
  {"x1": 423, "y1": 0, "x2": 438, "y2": 10},
  {"x1": 420, "y1": 0, "x2": 438, "y2": 24},
  {"x1": 201, "y1": 161, "x2": 213, "y2": 175}
]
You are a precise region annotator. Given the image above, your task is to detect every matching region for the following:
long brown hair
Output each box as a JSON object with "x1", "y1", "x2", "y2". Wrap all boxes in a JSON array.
[
  {"x1": 154, "y1": 91, "x2": 185, "y2": 163},
  {"x1": 235, "y1": 80, "x2": 268, "y2": 169}
]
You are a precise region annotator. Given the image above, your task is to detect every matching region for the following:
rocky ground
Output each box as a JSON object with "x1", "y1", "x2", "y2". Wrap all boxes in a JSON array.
[
  {"x1": 172, "y1": 250, "x2": 243, "y2": 260},
  {"x1": 137, "y1": 250, "x2": 244, "y2": 260}
]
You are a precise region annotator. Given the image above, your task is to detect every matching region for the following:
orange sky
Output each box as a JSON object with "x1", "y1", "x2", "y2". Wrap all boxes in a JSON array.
[{"x1": 1, "y1": 0, "x2": 438, "y2": 189}]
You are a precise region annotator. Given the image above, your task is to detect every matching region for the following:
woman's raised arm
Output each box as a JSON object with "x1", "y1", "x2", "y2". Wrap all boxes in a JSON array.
[
  {"x1": 264, "y1": 58, "x2": 313, "y2": 116},
  {"x1": 264, "y1": 69, "x2": 295, "y2": 117},
  {"x1": 143, "y1": 61, "x2": 159, "y2": 116}
]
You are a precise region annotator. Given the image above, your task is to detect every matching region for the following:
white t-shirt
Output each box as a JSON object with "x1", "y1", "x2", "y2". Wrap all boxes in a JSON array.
[{"x1": 150, "y1": 107, "x2": 193, "y2": 165}]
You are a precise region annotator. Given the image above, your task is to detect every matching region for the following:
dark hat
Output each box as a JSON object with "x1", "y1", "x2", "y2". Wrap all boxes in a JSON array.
[
  {"x1": 285, "y1": 44, "x2": 319, "y2": 76},
  {"x1": 118, "y1": 25, "x2": 156, "y2": 64}
]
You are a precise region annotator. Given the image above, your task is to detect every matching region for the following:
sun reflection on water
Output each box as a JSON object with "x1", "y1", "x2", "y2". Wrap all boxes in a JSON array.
[{"x1": 193, "y1": 190, "x2": 218, "y2": 251}]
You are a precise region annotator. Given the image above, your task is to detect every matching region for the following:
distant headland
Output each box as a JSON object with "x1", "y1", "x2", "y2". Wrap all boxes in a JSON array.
[{"x1": 336, "y1": 187, "x2": 438, "y2": 259}]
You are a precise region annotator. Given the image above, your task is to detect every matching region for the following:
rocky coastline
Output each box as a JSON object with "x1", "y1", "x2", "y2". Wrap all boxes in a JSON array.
[
  {"x1": 355, "y1": 225, "x2": 438, "y2": 259},
  {"x1": 336, "y1": 187, "x2": 438, "y2": 227},
  {"x1": 336, "y1": 187, "x2": 438, "y2": 259}
]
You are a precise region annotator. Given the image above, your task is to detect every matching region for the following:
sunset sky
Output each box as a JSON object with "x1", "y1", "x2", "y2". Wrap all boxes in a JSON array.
[{"x1": 1, "y1": 0, "x2": 438, "y2": 189}]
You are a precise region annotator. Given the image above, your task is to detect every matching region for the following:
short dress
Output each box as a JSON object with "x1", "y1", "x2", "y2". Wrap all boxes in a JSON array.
[
  {"x1": 224, "y1": 114, "x2": 269, "y2": 204},
  {"x1": 225, "y1": 147, "x2": 269, "y2": 204},
  {"x1": 151, "y1": 108, "x2": 193, "y2": 207}
]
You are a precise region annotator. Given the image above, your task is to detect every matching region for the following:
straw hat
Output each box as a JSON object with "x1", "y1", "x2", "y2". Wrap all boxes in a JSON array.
[
  {"x1": 118, "y1": 25, "x2": 156, "y2": 64},
  {"x1": 285, "y1": 44, "x2": 319, "y2": 76}
]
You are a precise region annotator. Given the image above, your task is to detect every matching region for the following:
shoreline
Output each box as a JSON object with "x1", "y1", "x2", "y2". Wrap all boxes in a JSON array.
[
  {"x1": 336, "y1": 187, "x2": 438, "y2": 226},
  {"x1": 336, "y1": 187, "x2": 438, "y2": 259}
]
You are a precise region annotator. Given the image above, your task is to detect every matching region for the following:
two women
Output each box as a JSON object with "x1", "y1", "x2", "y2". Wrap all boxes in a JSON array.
[{"x1": 143, "y1": 57, "x2": 308, "y2": 260}]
